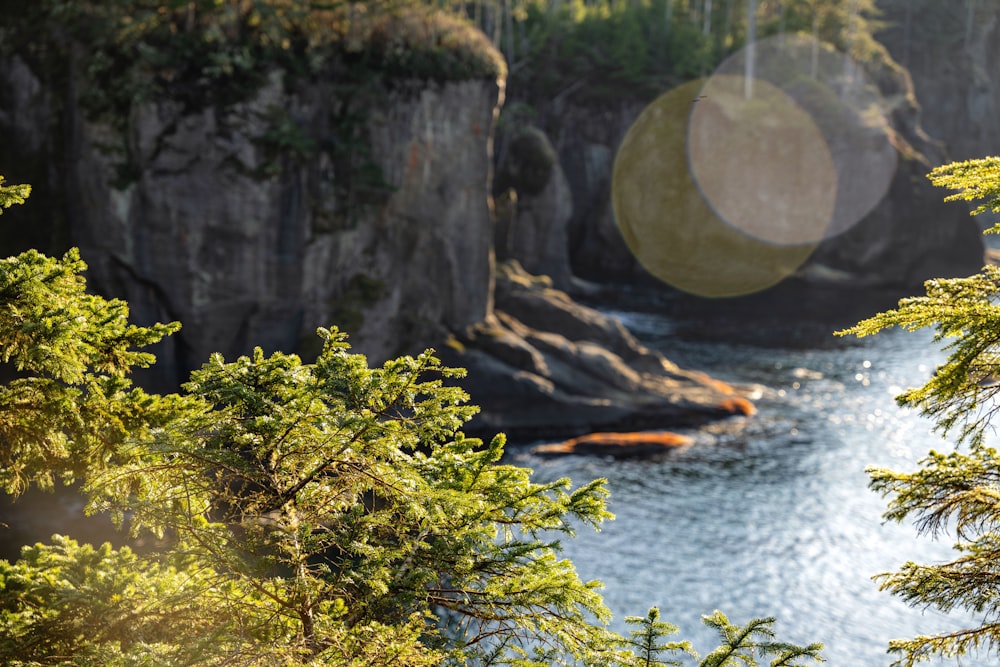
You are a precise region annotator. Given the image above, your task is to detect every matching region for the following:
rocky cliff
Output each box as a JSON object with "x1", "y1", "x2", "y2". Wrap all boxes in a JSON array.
[
  {"x1": 0, "y1": 31, "x2": 751, "y2": 440},
  {"x1": 876, "y1": 0, "x2": 1000, "y2": 165},
  {"x1": 0, "y1": 55, "x2": 502, "y2": 389},
  {"x1": 497, "y1": 13, "x2": 988, "y2": 295}
]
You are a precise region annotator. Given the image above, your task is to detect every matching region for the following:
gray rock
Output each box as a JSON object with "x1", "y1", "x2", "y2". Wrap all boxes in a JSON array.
[
  {"x1": 442, "y1": 261, "x2": 755, "y2": 441},
  {"x1": 22, "y1": 68, "x2": 503, "y2": 387},
  {"x1": 876, "y1": 0, "x2": 1000, "y2": 165},
  {"x1": 494, "y1": 126, "x2": 575, "y2": 289}
]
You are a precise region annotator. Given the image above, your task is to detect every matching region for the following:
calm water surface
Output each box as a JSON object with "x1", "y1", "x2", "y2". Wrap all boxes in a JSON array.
[{"x1": 508, "y1": 308, "x2": 993, "y2": 666}]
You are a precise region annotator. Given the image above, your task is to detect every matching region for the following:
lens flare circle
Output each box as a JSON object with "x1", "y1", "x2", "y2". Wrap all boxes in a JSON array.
[
  {"x1": 688, "y1": 74, "x2": 838, "y2": 245},
  {"x1": 688, "y1": 34, "x2": 897, "y2": 245},
  {"x1": 611, "y1": 80, "x2": 818, "y2": 298}
]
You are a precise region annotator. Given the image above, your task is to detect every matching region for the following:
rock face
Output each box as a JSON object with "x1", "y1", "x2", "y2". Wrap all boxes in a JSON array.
[
  {"x1": 496, "y1": 102, "x2": 652, "y2": 286},
  {"x1": 0, "y1": 50, "x2": 755, "y2": 444},
  {"x1": 0, "y1": 57, "x2": 502, "y2": 388},
  {"x1": 804, "y1": 51, "x2": 985, "y2": 286},
  {"x1": 493, "y1": 126, "x2": 575, "y2": 289},
  {"x1": 442, "y1": 261, "x2": 755, "y2": 441},
  {"x1": 500, "y1": 37, "x2": 985, "y2": 292},
  {"x1": 876, "y1": 0, "x2": 1000, "y2": 164}
]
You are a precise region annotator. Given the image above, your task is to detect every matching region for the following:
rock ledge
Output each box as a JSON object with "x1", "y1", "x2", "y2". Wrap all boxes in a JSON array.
[{"x1": 441, "y1": 261, "x2": 755, "y2": 442}]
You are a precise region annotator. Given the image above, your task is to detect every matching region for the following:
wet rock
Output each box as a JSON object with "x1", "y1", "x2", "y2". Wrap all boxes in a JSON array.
[{"x1": 442, "y1": 261, "x2": 755, "y2": 441}]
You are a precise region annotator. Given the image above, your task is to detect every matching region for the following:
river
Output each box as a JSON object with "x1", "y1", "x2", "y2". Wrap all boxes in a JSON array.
[{"x1": 508, "y1": 299, "x2": 994, "y2": 666}]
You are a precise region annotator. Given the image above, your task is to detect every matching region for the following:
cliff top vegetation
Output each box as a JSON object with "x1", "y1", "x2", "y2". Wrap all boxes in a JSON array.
[
  {"x1": 0, "y1": 0, "x2": 505, "y2": 125},
  {"x1": 0, "y1": 0, "x2": 900, "y2": 116},
  {"x1": 491, "y1": 0, "x2": 892, "y2": 103}
]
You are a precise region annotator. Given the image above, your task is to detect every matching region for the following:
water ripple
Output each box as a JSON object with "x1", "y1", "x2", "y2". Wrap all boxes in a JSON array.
[{"x1": 511, "y1": 321, "x2": 992, "y2": 665}]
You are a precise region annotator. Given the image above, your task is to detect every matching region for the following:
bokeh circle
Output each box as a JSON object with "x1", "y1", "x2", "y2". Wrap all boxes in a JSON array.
[
  {"x1": 611, "y1": 34, "x2": 898, "y2": 297},
  {"x1": 689, "y1": 33, "x2": 897, "y2": 245},
  {"x1": 612, "y1": 80, "x2": 819, "y2": 298}
]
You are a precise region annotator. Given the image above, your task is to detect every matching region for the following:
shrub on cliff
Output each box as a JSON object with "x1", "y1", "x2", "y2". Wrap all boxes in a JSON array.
[{"x1": 0, "y1": 0, "x2": 504, "y2": 126}]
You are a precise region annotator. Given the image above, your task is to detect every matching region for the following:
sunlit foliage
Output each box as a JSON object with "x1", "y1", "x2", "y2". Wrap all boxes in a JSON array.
[
  {"x1": 0, "y1": 176, "x2": 29, "y2": 213},
  {"x1": 928, "y1": 156, "x2": 1000, "y2": 221},
  {"x1": 839, "y1": 156, "x2": 1000, "y2": 666},
  {"x1": 0, "y1": 182, "x2": 824, "y2": 664}
]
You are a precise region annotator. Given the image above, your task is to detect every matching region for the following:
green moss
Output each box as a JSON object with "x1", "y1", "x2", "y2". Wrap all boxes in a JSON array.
[
  {"x1": 363, "y1": 5, "x2": 506, "y2": 82},
  {"x1": 2, "y1": 0, "x2": 503, "y2": 127}
]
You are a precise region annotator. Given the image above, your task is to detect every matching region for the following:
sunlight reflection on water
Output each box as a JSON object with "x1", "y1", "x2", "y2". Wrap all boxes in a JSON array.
[{"x1": 509, "y1": 314, "x2": 993, "y2": 666}]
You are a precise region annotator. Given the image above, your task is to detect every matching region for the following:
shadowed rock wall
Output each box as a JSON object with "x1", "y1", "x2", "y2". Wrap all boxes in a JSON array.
[
  {"x1": 876, "y1": 0, "x2": 1000, "y2": 165},
  {"x1": 0, "y1": 56, "x2": 503, "y2": 388},
  {"x1": 498, "y1": 17, "x2": 987, "y2": 292}
]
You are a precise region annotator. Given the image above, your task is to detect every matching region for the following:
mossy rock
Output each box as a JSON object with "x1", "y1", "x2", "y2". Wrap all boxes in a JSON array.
[{"x1": 496, "y1": 126, "x2": 557, "y2": 198}]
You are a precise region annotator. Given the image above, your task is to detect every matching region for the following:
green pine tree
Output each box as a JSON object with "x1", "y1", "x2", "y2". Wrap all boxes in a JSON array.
[
  {"x1": 838, "y1": 155, "x2": 1000, "y2": 666},
  {"x1": 0, "y1": 177, "x2": 823, "y2": 665},
  {"x1": 0, "y1": 255, "x2": 620, "y2": 665},
  {"x1": 622, "y1": 606, "x2": 695, "y2": 667}
]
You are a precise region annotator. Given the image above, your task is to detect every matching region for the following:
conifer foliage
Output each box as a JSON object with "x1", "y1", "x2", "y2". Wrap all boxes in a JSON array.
[
  {"x1": 839, "y1": 155, "x2": 1000, "y2": 666},
  {"x1": 0, "y1": 179, "x2": 821, "y2": 665},
  {"x1": 0, "y1": 177, "x2": 29, "y2": 213}
]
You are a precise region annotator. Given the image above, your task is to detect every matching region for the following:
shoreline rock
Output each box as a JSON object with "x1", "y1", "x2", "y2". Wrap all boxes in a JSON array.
[{"x1": 441, "y1": 261, "x2": 755, "y2": 442}]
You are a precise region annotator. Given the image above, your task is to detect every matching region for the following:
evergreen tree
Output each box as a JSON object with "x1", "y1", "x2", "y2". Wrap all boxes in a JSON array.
[
  {"x1": 623, "y1": 606, "x2": 695, "y2": 666},
  {"x1": 0, "y1": 178, "x2": 822, "y2": 665},
  {"x1": 839, "y1": 155, "x2": 1000, "y2": 666},
  {"x1": 0, "y1": 176, "x2": 29, "y2": 213},
  {"x1": 698, "y1": 612, "x2": 823, "y2": 667}
]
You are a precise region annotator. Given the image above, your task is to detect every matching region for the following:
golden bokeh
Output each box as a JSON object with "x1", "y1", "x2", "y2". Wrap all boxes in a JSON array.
[{"x1": 612, "y1": 80, "x2": 819, "y2": 298}]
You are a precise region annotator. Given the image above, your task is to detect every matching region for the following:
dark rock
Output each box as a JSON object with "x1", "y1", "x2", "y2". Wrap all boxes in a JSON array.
[
  {"x1": 441, "y1": 261, "x2": 755, "y2": 441},
  {"x1": 876, "y1": 0, "x2": 1000, "y2": 165},
  {"x1": 494, "y1": 126, "x2": 575, "y2": 289},
  {"x1": 503, "y1": 30, "x2": 985, "y2": 292},
  {"x1": 0, "y1": 55, "x2": 505, "y2": 388}
]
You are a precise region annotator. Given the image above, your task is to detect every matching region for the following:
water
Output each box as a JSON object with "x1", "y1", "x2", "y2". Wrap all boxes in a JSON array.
[{"x1": 507, "y1": 307, "x2": 995, "y2": 666}]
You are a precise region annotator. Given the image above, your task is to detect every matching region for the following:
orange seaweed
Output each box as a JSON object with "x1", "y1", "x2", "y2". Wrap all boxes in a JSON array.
[
  {"x1": 532, "y1": 430, "x2": 693, "y2": 457},
  {"x1": 718, "y1": 396, "x2": 755, "y2": 416}
]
